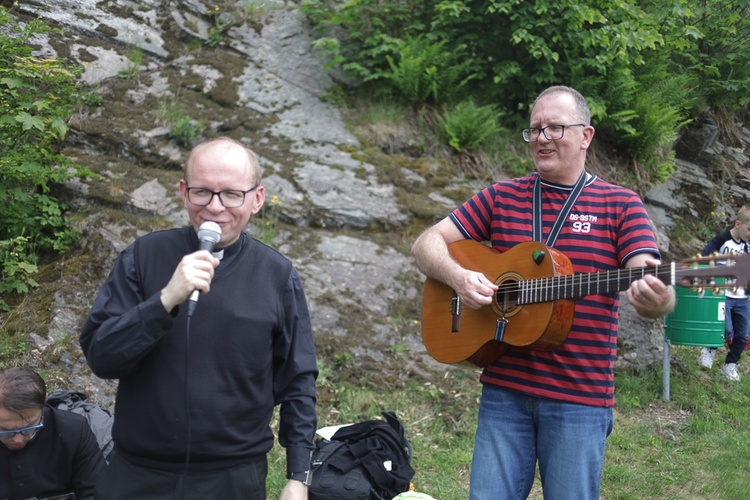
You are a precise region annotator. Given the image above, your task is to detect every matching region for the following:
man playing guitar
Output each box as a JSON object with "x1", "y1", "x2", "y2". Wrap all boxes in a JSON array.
[{"x1": 411, "y1": 85, "x2": 675, "y2": 499}]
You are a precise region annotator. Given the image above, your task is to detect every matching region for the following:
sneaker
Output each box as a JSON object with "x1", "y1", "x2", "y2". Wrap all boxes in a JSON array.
[
  {"x1": 721, "y1": 363, "x2": 740, "y2": 382},
  {"x1": 699, "y1": 348, "x2": 716, "y2": 369}
]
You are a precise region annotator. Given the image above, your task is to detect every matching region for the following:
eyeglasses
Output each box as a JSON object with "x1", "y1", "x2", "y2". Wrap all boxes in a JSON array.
[
  {"x1": 186, "y1": 186, "x2": 259, "y2": 208},
  {"x1": 0, "y1": 415, "x2": 44, "y2": 442},
  {"x1": 521, "y1": 124, "x2": 586, "y2": 143}
]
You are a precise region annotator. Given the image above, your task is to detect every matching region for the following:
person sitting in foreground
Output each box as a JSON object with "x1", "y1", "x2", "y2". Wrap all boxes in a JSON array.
[{"x1": 0, "y1": 367, "x2": 106, "y2": 500}]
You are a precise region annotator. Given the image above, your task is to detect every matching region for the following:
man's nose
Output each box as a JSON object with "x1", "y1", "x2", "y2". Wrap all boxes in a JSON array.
[
  {"x1": 207, "y1": 193, "x2": 226, "y2": 210},
  {"x1": 9, "y1": 434, "x2": 25, "y2": 445}
]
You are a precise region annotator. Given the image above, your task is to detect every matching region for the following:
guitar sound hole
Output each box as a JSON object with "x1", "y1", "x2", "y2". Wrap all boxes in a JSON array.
[{"x1": 495, "y1": 281, "x2": 519, "y2": 311}]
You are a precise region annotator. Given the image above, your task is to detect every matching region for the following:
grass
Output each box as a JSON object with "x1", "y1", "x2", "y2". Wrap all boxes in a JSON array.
[
  {"x1": 266, "y1": 365, "x2": 481, "y2": 498},
  {"x1": 261, "y1": 344, "x2": 750, "y2": 499},
  {"x1": 5, "y1": 320, "x2": 747, "y2": 499},
  {"x1": 0, "y1": 329, "x2": 31, "y2": 366},
  {"x1": 118, "y1": 43, "x2": 142, "y2": 79},
  {"x1": 604, "y1": 344, "x2": 750, "y2": 499}
]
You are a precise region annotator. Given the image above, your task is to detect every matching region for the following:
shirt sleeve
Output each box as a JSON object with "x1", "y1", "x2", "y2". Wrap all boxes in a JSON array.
[
  {"x1": 448, "y1": 184, "x2": 497, "y2": 242},
  {"x1": 79, "y1": 244, "x2": 175, "y2": 379},
  {"x1": 273, "y1": 268, "x2": 318, "y2": 474},
  {"x1": 702, "y1": 230, "x2": 730, "y2": 256}
]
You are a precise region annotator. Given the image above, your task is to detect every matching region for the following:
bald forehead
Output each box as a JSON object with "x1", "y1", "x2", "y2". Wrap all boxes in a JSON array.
[
  {"x1": 533, "y1": 90, "x2": 573, "y2": 112},
  {"x1": 185, "y1": 139, "x2": 261, "y2": 181},
  {"x1": 531, "y1": 89, "x2": 589, "y2": 124}
]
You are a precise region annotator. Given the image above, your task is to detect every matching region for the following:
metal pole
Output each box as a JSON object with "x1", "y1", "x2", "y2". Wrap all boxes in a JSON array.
[{"x1": 662, "y1": 336, "x2": 670, "y2": 401}]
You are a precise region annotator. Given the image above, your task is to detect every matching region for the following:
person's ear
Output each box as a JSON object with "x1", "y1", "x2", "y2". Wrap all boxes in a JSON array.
[
  {"x1": 580, "y1": 125, "x2": 595, "y2": 151},
  {"x1": 250, "y1": 186, "x2": 265, "y2": 215}
]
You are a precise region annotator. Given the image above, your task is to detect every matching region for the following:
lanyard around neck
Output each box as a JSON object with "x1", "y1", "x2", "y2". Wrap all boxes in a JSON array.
[{"x1": 532, "y1": 170, "x2": 588, "y2": 247}]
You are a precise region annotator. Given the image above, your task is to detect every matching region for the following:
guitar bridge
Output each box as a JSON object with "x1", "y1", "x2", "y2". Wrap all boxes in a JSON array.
[{"x1": 451, "y1": 292, "x2": 461, "y2": 332}]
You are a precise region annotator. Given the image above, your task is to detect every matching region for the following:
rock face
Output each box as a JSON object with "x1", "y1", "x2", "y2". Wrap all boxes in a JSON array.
[{"x1": 4, "y1": 1, "x2": 750, "y2": 406}]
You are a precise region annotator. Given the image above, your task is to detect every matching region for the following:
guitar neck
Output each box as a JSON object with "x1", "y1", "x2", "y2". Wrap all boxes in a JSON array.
[
  {"x1": 517, "y1": 265, "x2": 674, "y2": 305},
  {"x1": 445, "y1": 239, "x2": 750, "y2": 307}
]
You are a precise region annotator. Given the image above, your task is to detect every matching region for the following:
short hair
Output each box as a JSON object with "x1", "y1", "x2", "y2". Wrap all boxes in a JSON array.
[
  {"x1": 0, "y1": 367, "x2": 46, "y2": 415},
  {"x1": 531, "y1": 85, "x2": 591, "y2": 125},
  {"x1": 183, "y1": 136, "x2": 262, "y2": 183},
  {"x1": 736, "y1": 206, "x2": 750, "y2": 224}
]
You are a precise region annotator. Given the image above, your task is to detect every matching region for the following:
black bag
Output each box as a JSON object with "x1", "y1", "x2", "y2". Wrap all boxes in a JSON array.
[
  {"x1": 309, "y1": 411, "x2": 414, "y2": 500},
  {"x1": 46, "y1": 389, "x2": 115, "y2": 462}
]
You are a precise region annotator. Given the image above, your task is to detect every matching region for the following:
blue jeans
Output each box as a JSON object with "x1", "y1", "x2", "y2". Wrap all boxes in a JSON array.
[
  {"x1": 470, "y1": 384, "x2": 613, "y2": 500},
  {"x1": 725, "y1": 297, "x2": 750, "y2": 365}
]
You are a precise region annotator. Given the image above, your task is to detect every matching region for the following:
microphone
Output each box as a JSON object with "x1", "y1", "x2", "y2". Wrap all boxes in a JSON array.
[{"x1": 187, "y1": 221, "x2": 221, "y2": 317}]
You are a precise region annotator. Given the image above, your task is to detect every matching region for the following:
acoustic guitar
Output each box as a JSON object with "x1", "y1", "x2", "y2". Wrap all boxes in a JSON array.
[{"x1": 420, "y1": 240, "x2": 750, "y2": 368}]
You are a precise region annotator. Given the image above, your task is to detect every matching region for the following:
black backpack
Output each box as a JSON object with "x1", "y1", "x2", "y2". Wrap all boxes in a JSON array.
[
  {"x1": 46, "y1": 389, "x2": 115, "y2": 462},
  {"x1": 309, "y1": 411, "x2": 414, "y2": 500}
]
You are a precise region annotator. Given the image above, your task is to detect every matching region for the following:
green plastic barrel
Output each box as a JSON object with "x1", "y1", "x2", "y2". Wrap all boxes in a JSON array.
[{"x1": 664, "y1": 285, "x2": 725, "y2": 347}]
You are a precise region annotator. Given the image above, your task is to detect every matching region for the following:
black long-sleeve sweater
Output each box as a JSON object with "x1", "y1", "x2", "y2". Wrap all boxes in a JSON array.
[{"x1": 80, "y1": 227, "x2": 317, "y2": 474}]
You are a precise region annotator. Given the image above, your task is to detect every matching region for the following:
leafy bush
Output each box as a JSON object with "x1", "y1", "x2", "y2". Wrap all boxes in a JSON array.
[
  {"x1": 0, "y1": 7, "x2": 91, "y2": 310},
  {"x1": 384, "y1": 35, "x2": 478, "y2": 106},
  {"x1": 0, "y1": 237, "x2": 39, "y2": 298},
  {"x1": 301, "y1": 0, "x2": 430, "y2": 83},
  {"x1": 647, "y1": 0, "x2": 750, "y2": 109},
  {"x1": 437, "y1": 100, "x2": 502, "y2": 153}
]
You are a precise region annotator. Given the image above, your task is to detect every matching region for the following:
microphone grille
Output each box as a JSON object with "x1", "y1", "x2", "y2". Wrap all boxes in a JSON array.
[{"x1": 198, "y1": 221, "x2": 221, "y2": 243}]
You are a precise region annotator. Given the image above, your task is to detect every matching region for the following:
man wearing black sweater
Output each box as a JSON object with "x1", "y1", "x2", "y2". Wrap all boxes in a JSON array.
[{"x1": 80, "y1": 137, "x2": 318, "y2": 499}]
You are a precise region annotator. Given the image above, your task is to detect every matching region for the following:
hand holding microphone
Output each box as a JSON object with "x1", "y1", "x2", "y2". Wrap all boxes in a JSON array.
[
  {"x1": 159, "y1": 222, "x2": 222, "y2": 316},
  {"x1": 187, "y1": 222, "x2": 221, "y2": 317}
]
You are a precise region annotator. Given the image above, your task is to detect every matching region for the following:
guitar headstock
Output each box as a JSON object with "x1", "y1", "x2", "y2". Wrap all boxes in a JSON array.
[{"x1": 676, "y1": 253, "x2": 750, "y2": 291}]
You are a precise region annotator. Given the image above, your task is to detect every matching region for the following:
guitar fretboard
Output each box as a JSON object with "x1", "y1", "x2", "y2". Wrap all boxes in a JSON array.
[{"x1": 509, "y1": 261, "x2": 749, "y2": 305}]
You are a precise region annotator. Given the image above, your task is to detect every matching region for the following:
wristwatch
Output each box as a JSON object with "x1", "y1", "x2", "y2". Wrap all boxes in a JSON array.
[{"x1": 287, "y1": 470, "x2": 312, "y2": 486}]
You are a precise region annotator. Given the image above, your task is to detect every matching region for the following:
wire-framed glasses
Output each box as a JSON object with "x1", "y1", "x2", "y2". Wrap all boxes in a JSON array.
[
  {"x1": 185, "y1": 186, "x2": 258, "y2": 208},
  {"x1": 0, "y1": 415, "x2": 44, "y2": 442},
  {"x1": 521, "y1": 123, "x2": 586, "y2": 143}
]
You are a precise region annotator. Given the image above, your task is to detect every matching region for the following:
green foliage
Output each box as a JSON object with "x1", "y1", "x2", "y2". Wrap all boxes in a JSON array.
[
  {"x1": 0, "y1": 237, "x2": 39, "y2": 311},
  {"x1": 169, "y1": 116, "x2": 204, "y2": 148},
  {"x1": 644, "y1": 0, "x2": 750, "y2": 109},
  {"x1": 302, "y1": 0, "x2": 750, "y2": 184},
  {"x1": 0, "y1": 329, "x2": 31, "y2": 367},
  {"x1": 384, "y1": 35, "x2": 478, "y2": 106},
  {"x1": 205, "y1": 22, "x2": 226, "y2": 48},
  {"x1": 436, "y1": 100, "x2": 502, "y2": 153},
  {"x1": 589, "y1": 60, "x2": 694, "y2": 183},
  {"x1": 301, "y1": 0, "x2": 431, "y2": 83},
  {"x1": 81, "y1": 90, "x2": 103, "y2": 107},
  {"x1": 118, "y1": 43, "x2": 142, "y2": 79},
  {"x1": 157, "y1": 93, "x2": 204, "y2": 148},
  {"x1": 256, "y1": 194, "x2": 282, "y2": 246},
  {"x1": 0, "y1": 7, "x2": 92, "y2": 311}
]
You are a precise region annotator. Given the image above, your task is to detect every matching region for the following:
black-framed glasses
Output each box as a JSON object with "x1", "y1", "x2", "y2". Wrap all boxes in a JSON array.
[
  {"x1": 186, "y1": 186, "x2": 259, "y2": 208},
  {"x1": 521, "y1": 123, "x2": 586, "y2": 143},
  {"x1": 0, "y1": 415, "x2": 44, "y2": 442}
]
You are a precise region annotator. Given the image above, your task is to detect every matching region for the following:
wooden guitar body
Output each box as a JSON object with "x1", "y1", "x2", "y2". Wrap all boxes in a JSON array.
[{"x1": 421, "y1": 240, "x2": 575, "y2": 367}]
